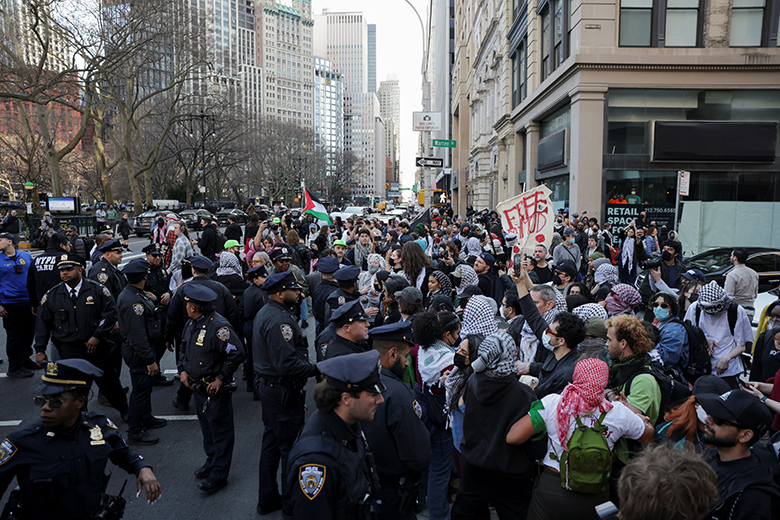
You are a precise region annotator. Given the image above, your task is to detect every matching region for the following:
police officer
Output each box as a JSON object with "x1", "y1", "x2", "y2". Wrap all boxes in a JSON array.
[
  {"x1": 26, "y1": 232, "x2": 70, "y2": 313},
  {"x1": 33, "y1": 253, "x2": 129, "y2": 419},
  {"x1": 167, "y1": 255, "x2": 240, "y2": 411},
  {"x1": 324, "y1": 265, "x2": 360, "y2": 322},
  {"x1": 312, "y1": 256, "x2": 339, "y2": 335},
  {"x1": 267, "y1": 245, "x2": 310, "y2": 326},
  {"x1": 242, "y1": 264, "x2": 268, "y2": 397},
  {"x1": 0, "y1": 359, "x2": 161, "y2": 520},
  {"x1": 287, "y1": 350, "x2": 385, "y2": 520},
  {"x1": 117, "y1": 259, "x2": 167, "y2": 446},
  {"x1": 178, "y1": 284, "x2": 245, "y2": 494},
  {"x1": 362, "y1": 321, "x2": 432, "y2": 520},
  {"x1": 88, "y1": 239, "x2": 127, "y2": 381},
  {"x1": 253, "y1": 271, "x2": 319, "y2": 517},
  {"x1": 323, "y1": 300, "x2": 370, "y2": 360},
  {"x1": 142, "y1": 243, "x2": 173, "y2": 386}
]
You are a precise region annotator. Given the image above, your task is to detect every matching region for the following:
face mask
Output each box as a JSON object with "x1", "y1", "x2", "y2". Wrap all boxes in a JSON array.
[
  {"x1": 653, "y1": 306, "x2": 670, "y2": 321},
  {"x1": 689, "y1": 292, "x2": 699, "y2": 303},
  {"x1": 182, "y1": 263, "x2": 193, "y2": 280},
  {"x1": 551, "y1": 274, "x2": 563, "y2": 286},
  {"x1": 368, "y1": 264, "x2": 379, "y2": 275},
  {"x1": 388, "y1": 258, "x2": 395, "y2": 267},
  {"x1": 695, "y1": 404, "x2": 708, "y2": 424},
  {"x1": 499, "y1": 306, "x2": 506, "y2": 319},
  {"x1": 769, "y1": 320, "x2": 780, "y2": 332},
  {"x1": 542, "y1": 333, "x2": 556, "y2": 352},
  {"x1": 453, "y1": 352, "x2": 468, "y2": 370},
  {"x1": 662, "y1": 250, "x2": 672, "y2": 261},
  {"x1": 568, "y1": 238, "x2": 575, "y2": 245},
  {"x1": 434, "y1": 237, "x2": 441, "y2": 243},
  {"x1": 556, "y1": 219, "x2": 563, "y2": 224}
]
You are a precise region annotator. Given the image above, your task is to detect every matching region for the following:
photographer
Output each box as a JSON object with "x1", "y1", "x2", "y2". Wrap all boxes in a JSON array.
[{"x1": 638, "y1": 240, "x2": 685, "y2": 304}]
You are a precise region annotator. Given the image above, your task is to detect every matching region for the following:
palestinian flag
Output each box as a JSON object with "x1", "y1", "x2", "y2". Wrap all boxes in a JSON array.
[{"x1": 303, "y1": 187, "x2": 331, "y2": 224}]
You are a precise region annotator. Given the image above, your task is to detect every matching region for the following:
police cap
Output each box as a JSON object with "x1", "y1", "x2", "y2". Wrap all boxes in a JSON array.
[
  {"x1": 123, "y1": 258, "x2": 150, "y2": 276},
  {"x1": 330, "y1": 299, "x2": 368, "y2": 328},
  {"x1": 142, "y1": 243, "x2": 161, "y2": 255},
  {"x1": 317, "y1": 256, "x2": 340, "y2": 274},
  {"x1": 98, "y1": 239, "x2": 124, "y2": 252},
  {"x1": 317, "y1": 350, "x2": 386, "y2": 394},
  {"x1": 246, "y1": 264, "x2": 268, "y2": 279},
  {"x1": 333, "y1": 265, "x2": 360, "y2": 283},
  {"x1": 263, "y1": 271, "x2": 300, "y2": 293},
  {"x1": 56, "y1": 253, "x2": 86, "y2": 269},
  {"x1": 182, "y1": 283, "x2": 218, "y2": 303},
  {"x1": 270, "y1": 246, "x2": 293, "y2": 262},
  {"x1": 39, "y1": 359, "x2": 104, "y2": 395},
  {"x1": 369, "y1": 320, "x2": 414, "y2": 346},
  {"x1": 188, "y1": 255, "x2": 213, "y2": 271}
]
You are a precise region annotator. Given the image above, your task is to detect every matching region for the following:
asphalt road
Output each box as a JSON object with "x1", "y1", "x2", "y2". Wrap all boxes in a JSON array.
[{"x1": 0, "y1": 233, "x2": 322, "y2": 520}]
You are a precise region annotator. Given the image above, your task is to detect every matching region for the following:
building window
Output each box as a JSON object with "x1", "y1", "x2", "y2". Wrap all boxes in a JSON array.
[
  {"x1": 730, "y1": 0, "x2": 766, "y2": 46},
  {"x1": 619, "y1": 0, "x2": 653, "y2": 46},
  {"x1": 665, "y1": 0, "x2": 700, "y2": 46},
  {"x1": 541, "y1": 9, "x2": 550, "y2": 79},
  {"x1": 554, "y1": 0, "x2": 565, "y2": 67}
]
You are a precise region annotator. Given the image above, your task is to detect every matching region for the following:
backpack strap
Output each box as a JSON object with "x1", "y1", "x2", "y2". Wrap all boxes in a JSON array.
[
  {"x1": 623, "y1": 366, "x2": 652, "y2": 398},
  {"x1": 727, "y1": 301, "x2": 738, "y2": 336},
  {"x1": 695, "y1": 304, "x2": 702, "y2": 328}
]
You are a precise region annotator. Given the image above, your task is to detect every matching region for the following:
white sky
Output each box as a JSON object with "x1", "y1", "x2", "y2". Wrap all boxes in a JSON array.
[{"x1": 311, "y1": 0, "x2": 428, "y2": 191}]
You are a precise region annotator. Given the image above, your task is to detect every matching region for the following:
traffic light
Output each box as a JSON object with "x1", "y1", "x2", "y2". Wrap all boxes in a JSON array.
[{"x1": 385, "y1": 183, "x2": 390, "y2": 189}]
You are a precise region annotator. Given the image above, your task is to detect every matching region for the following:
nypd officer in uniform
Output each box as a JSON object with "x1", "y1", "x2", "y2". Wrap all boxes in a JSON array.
[
  {"x1": 116, "y1": 259, "x2": 167, "y2": 446},
  {"x1": 242, "y1": 264, "x2": 268, "y2": 397},
  {"x1": 0, "y1": 359, "x2": 161, "y2": 520},
  {"x1": 311, "y1": 256, "x2": 339, "y2": 335},
  {"x1": 142, "y1": 243, "x2": 173, "y2": 386},
  {"x1": 322, "y1": 299, "x2": 370, "y2": 360},
  {"x1": 88, "y1": 239, "x2": 127, "y2": 380},
  {"x1": 167, "y1": 255, "x2": 240, "y2": 411},
  {"x1": 362, "y1": 321, "x2": 432, "y2": 519},
  {"x1": 253, "y1": 271, "x2": 319, "y2": 517},
  {"x1": 323, "y1": 265, "x2": 361, "y2": 322},
  {"x1": 178, "y1": 284, "x2": 245, "y2": 494},
  {"x1": 287, "y1": 350, "x2": 385, "y2": 520},
  {"x1": 33, "y1": 253, "x2": 129, "y2": 419}
]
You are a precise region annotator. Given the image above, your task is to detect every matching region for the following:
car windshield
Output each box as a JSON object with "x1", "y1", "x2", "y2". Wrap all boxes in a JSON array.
[
  {"x1": 687, "y1": 250, "x2": 732, "y2": 273},
  {"x1": 344, "y1": 207, "x2": 364, "y2": 214}
]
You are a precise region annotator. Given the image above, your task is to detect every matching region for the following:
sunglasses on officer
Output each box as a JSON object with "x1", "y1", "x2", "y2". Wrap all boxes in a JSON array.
[{"x1": 34, "y1": 396, "x2": 74, "y2": 409}]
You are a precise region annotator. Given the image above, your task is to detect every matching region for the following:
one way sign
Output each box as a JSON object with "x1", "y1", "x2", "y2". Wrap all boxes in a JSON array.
[{"x1": 416, "y1": 157, "x2": 444, "y2": 168}]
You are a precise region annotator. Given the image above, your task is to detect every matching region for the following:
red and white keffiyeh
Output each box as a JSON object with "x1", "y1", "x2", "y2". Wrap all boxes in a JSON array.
[{"x1": 556, "y1": 358, "x2": 613, "y2": 450}]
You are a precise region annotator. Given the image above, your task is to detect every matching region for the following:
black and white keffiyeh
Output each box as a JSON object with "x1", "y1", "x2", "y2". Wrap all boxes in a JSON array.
[
  {"x1": 594, "y1": 264, "x2": 619, "y2": 286},
  {"x1": 430, "y1": 270, "x2": 452, "y2": 297},
  {"x1": 474, "y1": 331, "x2": 518, "y2": 379},
  {"x1": 454, "y1": 265, "x2": 479, "y2": 295},
  {"x1": 216, "y1": 251, "x2": 242, "y2": 277},
  {"x1": 460, "y1": 296, "x2": 499, "y2": 337},
  {"x1": 698, "y1": 281, "x2": 731, "y2": 315},
  {"x1": 573, "y1": 303, "x2": 609, "y2": 322}
]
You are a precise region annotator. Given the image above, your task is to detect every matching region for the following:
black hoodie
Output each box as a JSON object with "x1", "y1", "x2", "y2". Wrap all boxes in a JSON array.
[
  {"x1": 461, "y1": 372, "x2": 544, "y2": 475},
  {"x1": 705, "y1": 448, "x2": 780, "y2": 520}
]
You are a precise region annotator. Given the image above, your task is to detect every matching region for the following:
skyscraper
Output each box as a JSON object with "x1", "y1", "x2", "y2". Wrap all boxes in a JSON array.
[
  {"x1": 313, "y1": 56, "x2": 344, "y2": 198},
  {"x1": 378, "y1": 78, "x2": 400, "y2": 184},
  {"x1": 367, "y1": 24, "x2": 377, "y2": 94}
]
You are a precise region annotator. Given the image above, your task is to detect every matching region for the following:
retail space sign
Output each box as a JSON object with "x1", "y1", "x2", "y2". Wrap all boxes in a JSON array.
[
  {"x1": 497, "y1": 185, "x2": 554, "y2": 258},
  {"x1": 679, "y1": 170, "x2": 691, "y2": 196},
  {"x1": 605, "y1": 204, "x2": 676, "y2": 244},
  {"x1": 412, "y1": 112, "x2": 442, "y2": 131}
]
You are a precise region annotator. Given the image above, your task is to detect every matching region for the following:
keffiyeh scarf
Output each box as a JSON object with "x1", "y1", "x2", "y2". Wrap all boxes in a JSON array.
[
  {"x1": 216, "y1": 251, "x2": 242, "y2": 277},
  {"x1": 698, "y1": 280, "x2": 731, "y2": 315},
  {"x1": 621, "y1": 236, "x2": 635, "y2": 269},
  {"x1": 594, "y1": 264, "x2": 619, "y2": 286},
  {"x1": 466, "y1": 237, "x2": 483, "y2": 258},
  {"x1": 430, "y1": 270, "x2": 452, "y2": 298},
  {"x1": 454, "y1": 265, "x2": 479, "y2": 296},
  {"x1": 572, "y1": 303, "x2": 609, "y2": 322},
  {"x1": 476, "y1": 331, "x2": 518, "y2": 379},
  {"x1": 353, "y1": 240, "x2": 371, "y2": 269},
  {"x1": 419, "y1": 339, "x2": 456, "y2": 388},
  {"x1": 605, "y1": 284, "x2": 642, "y2": 316},
  {"x1": 557, "y1": 358, "x2": 613, "y2": 450},
  {"x1": 460, "y1": 296, "x2": 499, "y2": 337}
]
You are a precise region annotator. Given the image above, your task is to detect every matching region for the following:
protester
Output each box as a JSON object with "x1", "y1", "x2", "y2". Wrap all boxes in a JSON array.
[
  {"x1": 649, "y1": 291, "x2": 689, "y2": 373},
  {"x1": 724, "y1": 247, "x2": 759, "y2": 321},
  {"x1": 604, "y1": 284, "x2": 642, "y2": 317},
  {"x1": 751, "y1": 300, "x2": 780, "y2": 383}
]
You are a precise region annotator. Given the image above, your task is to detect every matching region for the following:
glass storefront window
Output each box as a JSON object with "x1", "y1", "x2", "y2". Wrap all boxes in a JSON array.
[
  {"x1": 606, "y1": 170, "x2": 678, "y2": 206},
  {"x1": 542, "y1": 175, "x2": 570, "y2": 213}
]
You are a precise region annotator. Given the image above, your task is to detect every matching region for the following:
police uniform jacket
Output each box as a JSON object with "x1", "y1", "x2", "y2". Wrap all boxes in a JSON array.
[
  {"x1": 0, "y1": 411, "x2": 150, "y2": 520},
  {"x1": 288, "y1": 410, "x2": 372, "y2": 520},
  {"x1": 88, "y1": 259, "x2": 127, "y2": 298},
  {"x1": 179, "y1": 311, "x2": 245, "y2": 383},
  {"x1": 242, "y1": 283, "x2": 267, "y2": 325},
  {"x1": 117, "y1": 285, "x2": 161, "y2": 367},
  {"x1": 166, "y1": 276, "x2": 240, "y2": 342},
  {"x1": 267, "y1": 264, "x2": 310, "y2": 297},
  {"x1": 323, "y1": 288, "x2": 358, "y2": 323},
  {"x1": 312, "y1": 279, "x2": 338, "y2": 326},
  {"x1": 145, "y1": 263, "x2": 170, "y2": 301},
  {"x1": 361, "y1": 366, "x2": 431, "y2": 478},
  {"x1": 253, "y1": 300, "x2": 317, "y2": 385},
  {"x1": 315, "y1": 323, "x2": 336, "y2": 363},
  {"x1": 34, "y1": 279, "x2": 117, "y2": 356},
  {"x1": 26, "y1": 247, "x2": 69, "y2": 307},
  {"x1": 323, "y1": 333, "x2": 368, "y2": 360}
]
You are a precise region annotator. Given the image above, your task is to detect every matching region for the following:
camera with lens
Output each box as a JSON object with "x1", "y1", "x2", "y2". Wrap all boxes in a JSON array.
[
  {"x1": 431, "y1": 250, "x2": 449, "y2": 261},
  {"x1": 639, "y1": 257, "x2": 663, "y2": 270}
]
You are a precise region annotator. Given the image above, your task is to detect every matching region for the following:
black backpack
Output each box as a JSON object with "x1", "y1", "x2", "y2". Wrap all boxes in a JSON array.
[
  {"x1": 672, "y1": 316, "x2": 712, "y2": 383},
  {"x1": 625, "y1": 361, "x2": 692, "y2": 426},
  {"x1": 82, "y1": 236, "x2": 95, "y2": 255}
]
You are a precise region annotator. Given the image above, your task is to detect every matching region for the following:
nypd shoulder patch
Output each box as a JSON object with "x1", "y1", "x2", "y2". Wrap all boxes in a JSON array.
[
  {"x1": 413, "y1": 400, "x2": 423, "y2": 419},
  {"x1": 299, "y1": 464, "x2": 326, "y2": 500},
  {"x1": 217, "y1": 327, "x2": 230, "y2": 342},
  {"x1": 104, "y1": 418, "x2": 118, "y2": 430},
  {"x1": 97, "y1": 272, "x2": 108, "y2": 284},
  {"x1": 320, "y1": 343, "x2": 328, "y2": 357},
  {"x1": 281, "y1": 324, "x2": 293, "y2": 342},
  {"x1": 102, "y1": 287, "x2": 111, "y2": 298},
  {"x1": 40, "y1": 293, "x2": 48, "y2": 306},
  {"x1": 0, "y1": 439, "x2": 17, "y2": 466},
  {"x1": 133, "y1": 303, "x2": 144, "y2": 316}
]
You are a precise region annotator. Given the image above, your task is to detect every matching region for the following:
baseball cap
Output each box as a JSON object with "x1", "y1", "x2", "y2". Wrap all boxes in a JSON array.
[
  {"x1": 697, "y1": 390, "x2": 773, "y2": 438},
  {"x1": 681, "y1": 269, "x2": 707, "y2": 283}
]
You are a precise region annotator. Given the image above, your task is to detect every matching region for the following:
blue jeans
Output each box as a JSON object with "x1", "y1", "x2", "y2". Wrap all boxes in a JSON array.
[
  {"x1": 300, "y1": 297, "x2": 308, "y2": 321},
  {"x1": 424, "y1": 427, "x2": 453, "y2": 520}
]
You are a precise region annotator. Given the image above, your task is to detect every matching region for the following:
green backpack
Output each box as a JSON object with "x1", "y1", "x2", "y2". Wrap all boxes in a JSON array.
[{"x1": 550, "y1": 412, "x2": 613, "y2": 494}]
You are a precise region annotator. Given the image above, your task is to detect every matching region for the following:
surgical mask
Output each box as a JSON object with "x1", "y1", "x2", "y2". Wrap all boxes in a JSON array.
[
  {"x1": 653, "y1": 306, "x2": 670, "y2": 321},
  {"x1": 434, "y1": 237, "x2": 441, "y2": 243},
  {"x1": 689, "y1": 292, "x2": 699, "y2": 303},
  {"x1": 542, "y1": 332, "x2": 556, "y2": 352},
  {"x1": 662, "y1": 250, "x2": 672, "y2": 261},
  {"x1": 551, "y1": 273, "x2": 563, "y2": 286},
  {"x1": 769, "y1": 320, "x2": 780, "y2": 332},
  {"x1": 568, "y1": 238, "x2": 575, "y2": 245},
  {"x1": 453, "y1": 352, "x2": 468, "y2": 370},
  {"x1": 499, "y1": 306, "x2": 507, "y2": 319},
  {"x1": 368, "y1": 264, "x2": 379, "y2": 275},
  {"x1": 388, "y1": 258, "x2": 395, "y2": 267},
  {"x1": 695, "y1": 404, "x2": 708, "y2": 424}
]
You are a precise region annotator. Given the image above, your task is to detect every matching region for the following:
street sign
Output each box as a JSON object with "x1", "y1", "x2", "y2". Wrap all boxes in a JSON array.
[
  {"x1": 415, "y1": 157, "x2": 444, "y2": 168},
  {"x1": 399, "y1": 187, "x2": 411, "y2": 190},
  {"x1": 679, "y1": 170, "x2": 690, "y2": 196},
  {"x1": 387, "y1": 191, "x2": 402, "y2": 197},
  {"x1": 197, "y1": 170, "x2": 204, "y2": 176},
  {"x1": 199, "y1": 186, "x2": 206, "y2": 193},
  {"x1": 433, "y1": 139, "x2": 456, "y2": 148},
  {"x1": 413, "y1": 112, "x2": 442, "y2": 131}
]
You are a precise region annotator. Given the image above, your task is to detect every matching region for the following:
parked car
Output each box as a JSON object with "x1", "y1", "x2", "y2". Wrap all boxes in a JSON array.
[
  {"x1": 216, "y1": 208, "x2": 248, "y2": 226},
  {"x1": 686, "y1": 247, "x2": 780, "y2": 293},
  {"x1": 330, "y1": 206, "x2": 371, "y2": 223},
  {"x1": 133, "y1": 210, "x2": 179, "y2": 237},
  {"x1": 179, "y1": 209, "x2": 215, "y2": 231}
]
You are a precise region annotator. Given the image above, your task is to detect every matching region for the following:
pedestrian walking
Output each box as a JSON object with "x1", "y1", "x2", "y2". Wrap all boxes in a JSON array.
[{"x1": 0, "y1": 232, "x2": 38, "y2": 377}]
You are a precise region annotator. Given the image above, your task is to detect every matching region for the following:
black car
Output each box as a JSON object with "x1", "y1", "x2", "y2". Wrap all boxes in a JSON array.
[
  {"x1": 133, "y1": 211, "x2": 179, "y2": 237},
  {"x1": 179, "y1": 209, "x2": 215, "y2": 231},
  {"x1": 216, "y1": 208, "x2": 248, "y2": 226},
  {"x1": 686, "y1": 247, "x2": 780, "y2": 293}
]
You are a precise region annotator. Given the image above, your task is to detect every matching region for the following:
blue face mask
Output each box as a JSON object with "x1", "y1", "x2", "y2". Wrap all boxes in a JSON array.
[
  {"x1": 568, "y1": 238, "x2": 575, "y2": 245},
  {"x1": 653, "y1": 306, "x2": 670, "y2": 321}
]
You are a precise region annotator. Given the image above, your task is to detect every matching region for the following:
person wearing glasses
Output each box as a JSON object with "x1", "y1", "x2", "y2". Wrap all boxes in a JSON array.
[
  {"x1": 649, "y1": 291, "x2": 689, "y2": 377},
  {"x1": 0, "y1": 359, "x2": 161, "y2": 519},
  {"x1": 0, "y1": 232, "x2": 37, "y2": 378}
]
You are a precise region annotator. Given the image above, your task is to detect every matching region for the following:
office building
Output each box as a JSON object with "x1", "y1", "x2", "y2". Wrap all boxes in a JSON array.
[
  {"x1": 378, "y1": 78, "x2": 401, "y2": 184},
  {"x1": 367, "y1": 24, "x2": 377, "y2": 93},
  {"x1": 314, "y1": 56, "x2": 344, "y2": 197}
]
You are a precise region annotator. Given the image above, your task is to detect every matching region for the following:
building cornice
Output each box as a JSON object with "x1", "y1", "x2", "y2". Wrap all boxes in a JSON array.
[{"x1": 577, "y1": 62, "x2": 780, "y2": 72}]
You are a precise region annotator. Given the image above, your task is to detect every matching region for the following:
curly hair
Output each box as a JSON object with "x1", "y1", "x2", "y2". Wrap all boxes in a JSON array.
[
  {"x1": 412, "y1": 310, "x2": 444, "y2": 348},
  {"x1": 606, "y1": 314, "x2": 654, "y2": 354},
  {"x1": 651, "y1": 291, "x2": 679, "y2": 317},
  {"x1": 400, "y1": 241, "x2": 432, "y2": 284},
  {"x1": 618, "y1": 444, "x2": 718, "y2": 520}
]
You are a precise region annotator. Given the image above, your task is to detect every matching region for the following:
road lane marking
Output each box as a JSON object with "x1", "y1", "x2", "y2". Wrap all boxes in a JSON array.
[
  {"x1": 164, "y1": 369, "x2": 177, "y2": 375},
  {"x1": 0, "y1": 421, "x2": 22, "y2": 427},
  {"x1": 156, "y1": 415, "x2": 198, "y2": 421}
]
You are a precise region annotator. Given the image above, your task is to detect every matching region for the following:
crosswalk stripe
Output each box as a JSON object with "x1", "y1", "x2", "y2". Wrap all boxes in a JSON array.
[
  {"x1": 155, "y1": 415, "x2": 198, "y2": 421},
  {"x1": 0, "y1": 421, "x2": 23, "y2": 427},
  {"x1": 164, "y1": 369, "x2": 178, "y2": 375}
]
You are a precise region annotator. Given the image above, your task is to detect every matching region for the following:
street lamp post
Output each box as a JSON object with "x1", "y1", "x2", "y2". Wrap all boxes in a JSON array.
[
  {"x1": 24, "y1": 182, "x2": 34, "y2": 241},
  {"x1": 294, "y1": 156, "x2": 307, "y2": 209},
  {"x1": 184, "y1": 111, "x2": 216, "y2": 206}
]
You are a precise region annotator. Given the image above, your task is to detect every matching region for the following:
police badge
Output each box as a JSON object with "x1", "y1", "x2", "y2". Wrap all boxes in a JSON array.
[
  {"x1": 97, "y1": 272, "x2": 108, "y2": 284},
  {"x1": 299, "y1": 464, "x2": 326, "y2": 500},
  {"x1": 89, "y1": 425, "x2": 105, "y2": 446},
  {"x1": 133, "y1": 303, "x2": 144, "y2": 316},
  {"x1": 338, "y1": 296, "x2": 345, "y2": 306},
  {"x1": 217, "y1": 327, "x2": 230, "y2": 341},
  {"x1": 281, "y1": 324, "x2": 293, "y2": 342},
  {"x1": 413, "y1": 400, "x2": 423, "y2": 419}
]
